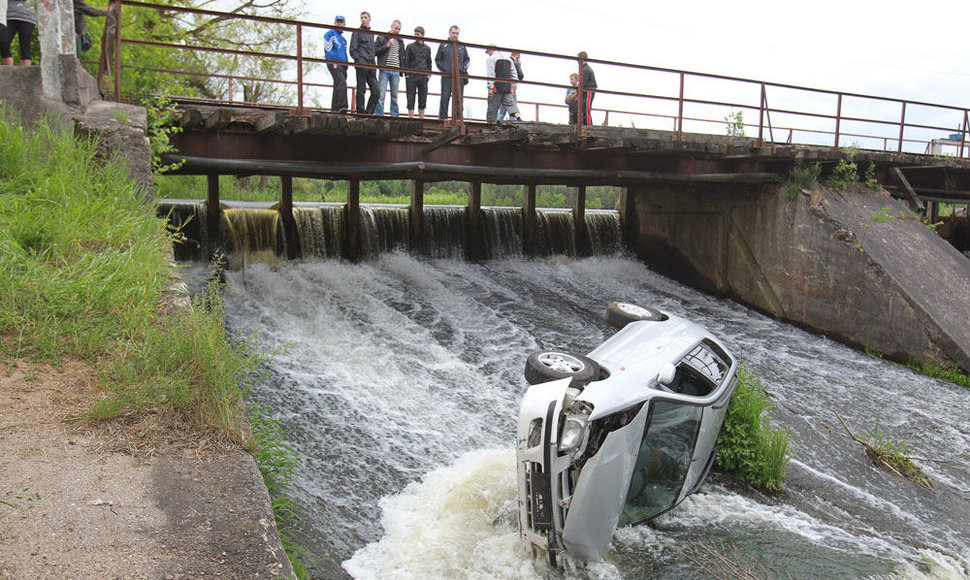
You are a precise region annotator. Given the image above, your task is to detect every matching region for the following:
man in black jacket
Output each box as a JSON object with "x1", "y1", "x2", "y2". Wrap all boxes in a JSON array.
[
  {"x1": 350, "y1": 11, "x2": 380, "y2": 114},
  {"x1": 404, "y1": 26, "x2": 432, "y2": 118},
  {"x1": 434, "y1": 25, "x2": 469, "y2": 120}
]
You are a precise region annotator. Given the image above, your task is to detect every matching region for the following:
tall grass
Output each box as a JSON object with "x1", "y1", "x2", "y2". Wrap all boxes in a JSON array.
[
  {"x1": 0, "y1": 110, "x2": 171, "y2": 360},
  {"x1": 716, "y1": 367, "x2": 791, "y2": 493},
  {"x1": 0, "y1": 109, "x2": 310, "y2": 573}
]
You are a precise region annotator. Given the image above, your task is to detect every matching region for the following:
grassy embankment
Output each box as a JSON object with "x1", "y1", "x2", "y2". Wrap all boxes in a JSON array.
[{"x1": 0, "y1": 111, "x2": 308, "y2": 577}]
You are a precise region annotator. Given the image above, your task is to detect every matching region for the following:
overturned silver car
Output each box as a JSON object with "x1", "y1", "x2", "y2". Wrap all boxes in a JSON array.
[{"x1": 516, "y1": 302, "x2": 739, "y2": 565}]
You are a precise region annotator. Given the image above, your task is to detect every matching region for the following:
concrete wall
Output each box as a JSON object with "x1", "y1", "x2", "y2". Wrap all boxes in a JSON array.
[
  {"x1": 624, "y1": 182, "x2": 970, "y2": 372},
  {"x1": 0, "y1": 65, "x2": 153, "y2": 197}
]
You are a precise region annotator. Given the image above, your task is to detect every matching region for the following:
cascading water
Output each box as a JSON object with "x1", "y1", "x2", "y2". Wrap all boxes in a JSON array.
[
  {"x1": 158, "y1": 201, "x2": 624, "y2": 263},
  {"x1": 212, "y1": 254, "x2": 970, "y2": 580}
]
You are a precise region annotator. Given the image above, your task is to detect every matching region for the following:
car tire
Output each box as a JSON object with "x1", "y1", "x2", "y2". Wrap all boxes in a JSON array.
[
  {"x1": 606, "y1": 301, "x2": 666, "y2": 328},
  {"x1": 524, "y1": 350, "x2": 600, "y2": 385}
]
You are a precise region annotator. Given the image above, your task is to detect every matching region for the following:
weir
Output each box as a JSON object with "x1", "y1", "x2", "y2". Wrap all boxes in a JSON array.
[{"x1": 159, "y1": 201, "x2": 623, "y2": 265}]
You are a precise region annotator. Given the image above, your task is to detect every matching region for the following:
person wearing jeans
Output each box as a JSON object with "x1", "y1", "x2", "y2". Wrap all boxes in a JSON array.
[{"x1": 374, "y1": 19, "x2": 404, "y2": 116}]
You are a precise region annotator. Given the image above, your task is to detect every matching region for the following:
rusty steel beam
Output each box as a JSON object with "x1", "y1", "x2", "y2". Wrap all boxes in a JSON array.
[{"x1": 162, "y1": 154, "x2": 782, "y2": 187}]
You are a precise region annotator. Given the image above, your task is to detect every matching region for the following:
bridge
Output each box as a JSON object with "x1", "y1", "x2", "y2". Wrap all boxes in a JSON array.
[
  {"x1": 63, "y1": 1, "x2": 970, "y2": 259},
  {"x1": 14, "y1": 0, "x2": 970, "y2": 373}
]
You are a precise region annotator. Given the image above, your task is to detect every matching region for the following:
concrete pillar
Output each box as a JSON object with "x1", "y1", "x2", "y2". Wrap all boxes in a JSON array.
[
  {"x1": 37, "y1": 0, "x2": 77, "y2": 102},
  {"x1": 206, "y1": 174, "x2": 221, "y2": 258}
]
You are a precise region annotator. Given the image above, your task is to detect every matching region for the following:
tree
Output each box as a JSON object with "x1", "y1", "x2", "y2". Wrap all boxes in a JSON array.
[{"x1": 86, "y1": 0, "x2": 313, "y2": 105}]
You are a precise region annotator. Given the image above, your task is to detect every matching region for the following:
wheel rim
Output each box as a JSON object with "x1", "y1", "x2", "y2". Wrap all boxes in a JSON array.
[
  {"x1": 538, "y1": 352, "x2": 585, "y2": 374},
  {"x1": 617, "y1": 303, "x2": 654, "y2": 318}
]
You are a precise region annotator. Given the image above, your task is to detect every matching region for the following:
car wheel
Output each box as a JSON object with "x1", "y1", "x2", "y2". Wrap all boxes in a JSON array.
[
  {"x1": 524, "y1": 350, "x2": 600, "y2": 385},
  {"x1": 606, "y1": 301, "x2": 665, "y2": 328}
]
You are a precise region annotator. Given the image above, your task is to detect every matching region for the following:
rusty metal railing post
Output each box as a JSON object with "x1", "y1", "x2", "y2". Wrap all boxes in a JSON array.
[
  {"x1": 897, "y1": 101, "x2": 906, "y2": 153},
  {"x1": 295, "y1": 23, "x2": 305, "y2": 114},
  {"x1": 677, "y1": 72, "x2": 685, "y2": 140},
  {"x1": 576, "y1": 58, "x2": 584, "y2": 136},
  {"x1": 449, "y1": 40, "x2": 462, "y2": 122},
  {"x1": 962, "y1": 111, "x2": 969, "y2": 158},
  {"x1": 227, "y1": 76, "x2": 233, "y2": 102},
  {"x1": 113, "y1": 0, "x2": 122, "y2": 102},
  {"x1": 758, "y1": 83, "x2": 766, "y2": 143},
  {"x1": 834, "y1": 93, "x2": 843, "y2": 149}
]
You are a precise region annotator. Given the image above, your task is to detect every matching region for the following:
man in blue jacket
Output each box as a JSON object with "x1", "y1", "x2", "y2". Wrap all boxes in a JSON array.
[
  {"x1": 324, "y1": 15, "x2": 349, "y2": 112},
  {"x1": 434, "y1": 25, "x2": 469, "y2": 120}
]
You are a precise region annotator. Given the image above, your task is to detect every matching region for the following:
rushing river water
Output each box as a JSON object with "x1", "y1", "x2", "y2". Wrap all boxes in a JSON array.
[{"x1": 215, "y1": 253, "x2": 970, "y2": 579}]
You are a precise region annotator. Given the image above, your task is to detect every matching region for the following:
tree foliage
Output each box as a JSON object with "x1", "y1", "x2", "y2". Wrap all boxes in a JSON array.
[{"x1": 85, "y1": 0, "x2": 313, "y2": 105}]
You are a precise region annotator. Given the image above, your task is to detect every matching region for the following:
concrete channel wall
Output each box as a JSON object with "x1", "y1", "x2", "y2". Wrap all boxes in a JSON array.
[{"x1": 624, "y1": 182, "x2": 970, "y2": 372}]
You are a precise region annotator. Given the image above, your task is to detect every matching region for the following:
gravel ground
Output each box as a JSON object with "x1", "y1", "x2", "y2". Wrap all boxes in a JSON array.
[{"x1": 0, "y1": 359, "x2": 294, "y2": 579}]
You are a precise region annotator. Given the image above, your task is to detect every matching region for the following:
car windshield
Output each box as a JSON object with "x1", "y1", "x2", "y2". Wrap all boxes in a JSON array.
[{"x1": 619, "y1": 400, "x2": 702, "y2": 526}]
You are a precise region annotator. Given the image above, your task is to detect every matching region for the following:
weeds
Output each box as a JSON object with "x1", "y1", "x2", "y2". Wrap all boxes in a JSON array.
[
  {"x1": 834, "y1": 411, "x2": 932, "y2": 488},
  {"x1": 145, "y1": 97, "x2": 184, "y2": 174},
  {"x1": 248, "y1": 400, "x2": 311, "y2": 578},
  {"x1": 715, "y1": 367, "x2": 790, "y2": 494},
  {"x1": 784, "y1": 160, "x2": 821, "y2": 199},
  {"x1": 725, "y1": 110, "x2": 745, "y2": 137}
]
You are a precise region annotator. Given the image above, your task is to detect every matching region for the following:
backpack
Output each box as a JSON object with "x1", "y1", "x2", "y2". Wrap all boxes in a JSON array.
[{"x1": 494, "y1": 58, "x2": 512, "y2": 93}]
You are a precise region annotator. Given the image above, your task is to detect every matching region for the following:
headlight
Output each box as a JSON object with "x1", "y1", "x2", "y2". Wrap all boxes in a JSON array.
[{"x1": 559, "y1": 400, "x2": 593, "y2": 454}]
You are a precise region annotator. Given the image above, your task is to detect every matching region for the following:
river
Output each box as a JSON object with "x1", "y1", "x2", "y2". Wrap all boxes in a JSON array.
[{"x1": 215, "y1": 253, "x2": 970, "y2": 579}]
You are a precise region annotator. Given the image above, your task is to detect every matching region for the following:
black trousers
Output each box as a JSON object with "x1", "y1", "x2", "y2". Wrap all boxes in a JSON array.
[
  {"x1": 406, "y1": 76, "x2": 429, "y2": 111},
  {"x1": 355, "y1": 67, "x2": 380, "y2": 114},
  {"x1": 328, "y1": 65, "x2": 348, "y2": 112}
]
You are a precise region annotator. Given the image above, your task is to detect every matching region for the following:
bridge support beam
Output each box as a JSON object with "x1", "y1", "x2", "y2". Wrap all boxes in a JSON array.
[
  {"x1": 206, "y1": 174, "x2": 221, "y2": 258},
  {"x1": 345, "y1": 179, "x2": 361, "y2": 261},
  {"x1": 574, "y1": 185, "x2": 590, "y2": 257},
  {"x1": 279, "y1": 176, "x2": 301, "y2": 260},
  {"x1": 523, "y1": 184, "x2": 537, "y2": 256},
  {"x1": 466, "y1": 181, "x2": 485, "y2": 261},
  {"x1": 410, "y1": 180, "x2": 425, "y2": 252}
]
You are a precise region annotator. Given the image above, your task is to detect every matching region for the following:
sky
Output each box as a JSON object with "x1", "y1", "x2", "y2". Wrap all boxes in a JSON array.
[{"x1": 301, "y1": 0, "x2": 968, "y2": 148}]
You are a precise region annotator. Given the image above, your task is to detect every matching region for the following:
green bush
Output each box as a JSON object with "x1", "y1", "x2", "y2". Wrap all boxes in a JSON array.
[{"x1": 715, "y1": 367, "x2": 790, "y2": 493}]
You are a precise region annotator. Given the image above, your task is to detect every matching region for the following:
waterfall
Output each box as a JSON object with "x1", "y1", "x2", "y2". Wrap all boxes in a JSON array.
[{"x1": 157, "y1": 201, "x2": 623, "y2": 264}]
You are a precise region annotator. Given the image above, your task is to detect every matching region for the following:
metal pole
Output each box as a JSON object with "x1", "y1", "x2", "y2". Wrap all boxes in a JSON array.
[
  {"x1": 296, "y1": 23, "x2": 305, "y2": 114},
  {"x1": 677, "y1": 72, "x2": 685, "y2": 140},
  {"x1": 576, "y1": 57, "x2": 584, "y2": 136},
  {"x1": 758, "y1": 83, "x2": 766, "y2": 143},
  {"x1": 450, "y1": 40, "x2": 462, "y2": 121},
  {"x1": 834, "y1": 93, "x2": 843, "y2": 149},
  {"x1": 897, "y1": 101, "x2": 906, "y2": 153},
  {"x1": 112, "y1": 0, "x2": 121, "y2": 101}
]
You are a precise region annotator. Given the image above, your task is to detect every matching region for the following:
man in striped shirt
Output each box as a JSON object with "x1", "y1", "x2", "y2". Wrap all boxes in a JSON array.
[{"x1": 375, "y1": 19, "x2": 405, "y2": 116}]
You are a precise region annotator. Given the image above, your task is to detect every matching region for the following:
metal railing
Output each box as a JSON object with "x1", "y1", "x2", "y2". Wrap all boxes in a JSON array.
[{"x1": 99, "y1": 1, "x2": 970, "y2": 157}]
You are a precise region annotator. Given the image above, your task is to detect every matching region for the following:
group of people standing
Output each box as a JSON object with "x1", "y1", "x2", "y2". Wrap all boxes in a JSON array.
[{"x1": 323, "y1": 12, "x2": 596, "y2": 125}]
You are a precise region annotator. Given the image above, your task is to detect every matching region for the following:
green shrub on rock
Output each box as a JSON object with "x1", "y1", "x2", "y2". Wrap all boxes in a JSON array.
[{"x1": 715, "y1": 367, "x2": 790, "y2": 494}]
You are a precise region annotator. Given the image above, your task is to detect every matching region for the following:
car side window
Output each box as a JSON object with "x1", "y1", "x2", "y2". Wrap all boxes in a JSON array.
[{"x1": 619, "y1": 400, "x2": 702, "y2": 526}]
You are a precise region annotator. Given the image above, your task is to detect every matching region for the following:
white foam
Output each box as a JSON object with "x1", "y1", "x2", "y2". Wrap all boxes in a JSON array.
[{"x1": 343, "y1": 449, "x2": 542, "y2": 580}]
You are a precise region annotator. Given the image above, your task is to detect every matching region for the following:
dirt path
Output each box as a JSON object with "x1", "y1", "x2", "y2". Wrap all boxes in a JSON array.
[{"x1": 0, "y1": 359, "x2": 293, "y2": 579}]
